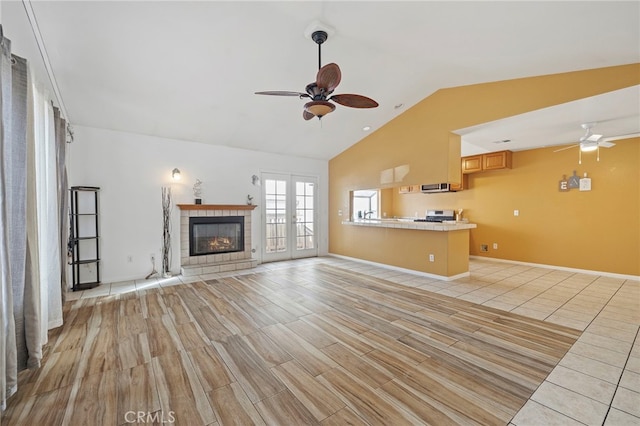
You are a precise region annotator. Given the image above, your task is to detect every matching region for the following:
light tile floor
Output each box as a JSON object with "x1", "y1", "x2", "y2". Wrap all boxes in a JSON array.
[{"x1": 68, "y1": 256, "x2": 640, "y2": 425}]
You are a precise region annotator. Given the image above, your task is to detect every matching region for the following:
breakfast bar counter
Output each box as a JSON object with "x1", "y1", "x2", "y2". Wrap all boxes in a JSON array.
[
  {"x1": 338, "y1": 219, "x2": 476, "y2": 280},
  {"x1": 342, "y1": 218, "x2": 476, "y2": 231}
]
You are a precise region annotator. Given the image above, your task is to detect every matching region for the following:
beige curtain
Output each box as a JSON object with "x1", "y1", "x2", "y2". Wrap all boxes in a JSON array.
[
  {"x1": 24, "y1": 62, "x2": 42, "y2": 369},
  {"x1": 39, "y1": 90, "x2": 63, "y2": 330},
  {"x1": 53, "y1": 107, "x2": 68, "y2": 302}
]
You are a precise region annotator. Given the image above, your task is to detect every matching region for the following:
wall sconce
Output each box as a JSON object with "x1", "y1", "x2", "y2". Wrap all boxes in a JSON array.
[
  {"x1": 251, "y1": 174, "x2": 261, "y2": 186},
  {"x1": 172, "y1": 168, "x2": 181, "y2": 180}
]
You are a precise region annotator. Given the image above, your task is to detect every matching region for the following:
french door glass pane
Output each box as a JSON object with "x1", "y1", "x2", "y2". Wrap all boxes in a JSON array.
[
  {"x1": 295, "y1": 181, "x2": 314, "y2": 250},
  {"x1": 265, "y1": 179, "x2": 287, "y2": 253}
]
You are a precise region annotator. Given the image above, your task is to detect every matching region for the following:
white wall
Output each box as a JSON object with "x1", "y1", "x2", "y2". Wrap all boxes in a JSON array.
[{"x1": 68, "y1": 125, "x2": 329, "y2": 283}]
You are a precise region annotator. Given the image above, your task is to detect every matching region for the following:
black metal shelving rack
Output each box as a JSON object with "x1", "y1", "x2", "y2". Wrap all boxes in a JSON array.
[{"x1": 69, "y1": 186, "x2": 101, "y2": 291}]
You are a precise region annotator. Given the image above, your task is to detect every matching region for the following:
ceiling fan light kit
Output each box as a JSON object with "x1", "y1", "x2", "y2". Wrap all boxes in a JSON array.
[
  {"x1": 304, "y1": 100, "x2": 335, "y2": 119},
  {"x1": 580, "y1": 141, "x2": 599, "y2": 152},
  {"x1": 255, "y1": 29, "x2": 378, "y2": 121}
]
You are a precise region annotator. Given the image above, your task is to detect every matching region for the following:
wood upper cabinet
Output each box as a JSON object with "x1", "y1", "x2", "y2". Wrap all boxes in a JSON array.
[
  {"x1": 462, "y1": 150, "x2": 512, "y2": 174},
  {"x1": 483, "y1": 150, "x2": 512, "y2": 170},
  {"x1": 461, "y1": 155, "x2": 483, "y2": 174},
  {"x1": 398, "y1": 184, "x2": 421, "y2": 194}
]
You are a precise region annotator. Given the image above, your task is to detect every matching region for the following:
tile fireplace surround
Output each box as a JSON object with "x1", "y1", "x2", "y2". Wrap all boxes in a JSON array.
[{"x1": 177, "y1": 204, "x2": 258, "y2": 276}]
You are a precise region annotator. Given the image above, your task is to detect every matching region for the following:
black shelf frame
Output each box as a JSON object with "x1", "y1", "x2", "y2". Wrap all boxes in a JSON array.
[{"x1": 69, "y1": 186, "x2": 101, "y2": 291}]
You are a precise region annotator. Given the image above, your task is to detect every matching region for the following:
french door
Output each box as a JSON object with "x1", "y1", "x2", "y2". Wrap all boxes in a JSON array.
[{"x1": 262, "y1": 173, "x2": 318, "y2": 262}]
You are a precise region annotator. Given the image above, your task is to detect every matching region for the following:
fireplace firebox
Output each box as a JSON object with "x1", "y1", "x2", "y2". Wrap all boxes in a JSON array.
[{"x1": 189, "y1": 216, "x2": 244, "y2": 256}]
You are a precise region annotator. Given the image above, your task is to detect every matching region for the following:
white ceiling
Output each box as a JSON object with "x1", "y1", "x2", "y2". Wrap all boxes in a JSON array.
[{"x1": 3, "y1": 1, "x2": 639, "y2": 160}]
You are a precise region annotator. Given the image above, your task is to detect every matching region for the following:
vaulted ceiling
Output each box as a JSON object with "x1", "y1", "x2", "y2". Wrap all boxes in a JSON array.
[{"x1": 3, "y1": 1, "x2": 639, "y2": 159}]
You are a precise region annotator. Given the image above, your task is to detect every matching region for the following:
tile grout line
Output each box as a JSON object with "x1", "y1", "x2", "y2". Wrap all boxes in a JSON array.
[
  {"x1": 512, "y1": 277, "x2": 638, "y2": 426},
  {"x1": 543, "y1": 277, "x2": 626, "y2": 329},
  {"x1": 600, "y1": 325, "x2": 640, "y2": 424},
  {"x1": 473, "y1": 268, "x2": 577, "y2": 316}
]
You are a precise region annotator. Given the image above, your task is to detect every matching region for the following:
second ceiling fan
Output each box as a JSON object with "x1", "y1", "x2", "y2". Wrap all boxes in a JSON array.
[
  {"x1": 255, "y1": 30, "x2": 379, "y2": 121},
  {"x1": 554, "y1": 123, "x2": 616, "y2": 164}
]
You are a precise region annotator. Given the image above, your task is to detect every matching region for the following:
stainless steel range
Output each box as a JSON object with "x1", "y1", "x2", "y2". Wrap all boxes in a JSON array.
[{"x1": 415, "y1": 209, "x2": 456, "y2": 222}]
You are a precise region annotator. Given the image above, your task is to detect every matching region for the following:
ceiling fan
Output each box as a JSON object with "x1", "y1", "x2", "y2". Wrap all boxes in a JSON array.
[
  {"x1": 255, "y1": 30, "x2": 379, "y2": 121},
  {"x1": 554, "y1": 123, "x2": 615, "y2": 164}
]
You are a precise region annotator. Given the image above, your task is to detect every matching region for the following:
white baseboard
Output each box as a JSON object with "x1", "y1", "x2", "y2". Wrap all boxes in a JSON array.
[
  {"x1": 469, "y1": 255, "x2": 640, "y2": 281},
  {"x1": 328, "y1": 253, "x2": 470, "y2": 281}
]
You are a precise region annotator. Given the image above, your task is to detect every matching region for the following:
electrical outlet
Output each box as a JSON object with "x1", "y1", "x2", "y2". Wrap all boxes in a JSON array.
[
  {"x1": 493, "y1": 243, "x2": 498, "y2": 250},
  {"x1": 514, "y1": 209, "x2": 519, "y2": 216},
  {"x1": 480, "y1": 244, "x2": 489, "y2": 252},
  {"x1": 429, "y1": 254, "x2": 435, "y2": 262}
]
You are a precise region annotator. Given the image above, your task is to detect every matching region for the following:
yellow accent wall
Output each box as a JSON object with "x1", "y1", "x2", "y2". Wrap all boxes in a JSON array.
[
  {"x1": 329, "y1": 64, "x2": 640, "y2": 276},
  {"x1": 391, "y1": 138, "x2": 639, "y2": 276}
]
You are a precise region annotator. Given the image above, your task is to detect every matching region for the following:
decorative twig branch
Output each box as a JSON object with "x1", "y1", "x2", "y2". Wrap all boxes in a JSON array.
[{"x1": 161, "y1": 187, "x2": 172, "y2": 277}]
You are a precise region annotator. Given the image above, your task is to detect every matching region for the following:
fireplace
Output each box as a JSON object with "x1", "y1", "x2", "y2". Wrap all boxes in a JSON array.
[
  {"x1": 178, "y1": 204, "x2": 257, "y2": 276},
  {"x1": 189, "y1": 216, "x2": 244, "y2": 256}
]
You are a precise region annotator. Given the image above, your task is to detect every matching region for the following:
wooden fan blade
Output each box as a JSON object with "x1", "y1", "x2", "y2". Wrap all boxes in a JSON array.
[
  {"x1": 330, "y1": 94, "x2": 379, "y2": 109},
  {"x1": 553, "y1": 144, "x2": 579, "y2": 152},
  {"x1": 316, "y1": 63, "x2": 341, "y2": 93},
  {"x1": 255, "y1": 91, "x2": 309, "y2": 97},
  {"x1": 303, "y1": 110, "x2": 315, "y2": 120}
]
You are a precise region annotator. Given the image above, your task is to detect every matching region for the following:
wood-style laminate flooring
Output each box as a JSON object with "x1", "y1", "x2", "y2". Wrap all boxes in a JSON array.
[{"x1": 2, "y1": 262, "x2": 582, "y2": 425}]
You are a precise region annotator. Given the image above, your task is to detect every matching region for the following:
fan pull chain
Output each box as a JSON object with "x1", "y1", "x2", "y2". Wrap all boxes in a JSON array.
[
  {"x1": 578, "y1": 149, "x2": 582, "y2": 165},
  {"x1": 597, "y1": 145, "x2": 600, "y2": 162}
]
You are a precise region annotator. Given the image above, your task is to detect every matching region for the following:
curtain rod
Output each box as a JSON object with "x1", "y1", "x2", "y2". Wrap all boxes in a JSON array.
[{"x1": 21, "y1": 0, "x2": 69, "y2": 121}]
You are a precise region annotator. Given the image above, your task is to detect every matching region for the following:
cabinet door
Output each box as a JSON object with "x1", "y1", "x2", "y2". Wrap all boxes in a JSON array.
[
  {"x1": 483, "y1": 151, "x2": 512, "y2": 170},
  {"x1": 462, "y1": 155, "x2": 483, "y2": 174}
]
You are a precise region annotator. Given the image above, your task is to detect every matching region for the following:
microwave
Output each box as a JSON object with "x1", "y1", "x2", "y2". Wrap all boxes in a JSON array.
[{"x1": 420, "y1": 183, "x2": 453, "y2": 193}]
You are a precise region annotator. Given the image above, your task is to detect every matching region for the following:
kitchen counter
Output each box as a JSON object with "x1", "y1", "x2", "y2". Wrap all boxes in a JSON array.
[
  {"x1": 337, "y1": 218, "x2": 476, "y2": 280},
  {"x1": 342, "y1": 218, "x2": 476, "y2": 231}
]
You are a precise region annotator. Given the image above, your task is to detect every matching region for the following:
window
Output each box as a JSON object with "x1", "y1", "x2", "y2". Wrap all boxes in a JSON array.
[{"x1": 351, "y1": 189, "x2": 379, "y2": 219}]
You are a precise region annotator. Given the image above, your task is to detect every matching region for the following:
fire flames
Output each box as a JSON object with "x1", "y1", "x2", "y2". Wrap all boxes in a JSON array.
[{"x1": 208, "y1": 236, "x2": 233, "y2": 251}]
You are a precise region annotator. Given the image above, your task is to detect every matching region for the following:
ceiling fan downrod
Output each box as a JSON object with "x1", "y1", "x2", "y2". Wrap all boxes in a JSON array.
[{"x1": 312, "y1": 30, "x2": 328, "y2": 70}]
